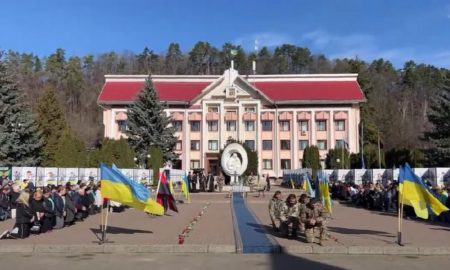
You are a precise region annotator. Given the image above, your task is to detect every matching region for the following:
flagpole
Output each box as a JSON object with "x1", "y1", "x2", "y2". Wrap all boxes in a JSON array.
[
  {"x1": 100, "y1": 196, "x2": 104, "y2": 243},
  {"x1": 397, "y1": 183, "x2": 405, "y2": 246},
  {"x1": 154, "y1": 168, "x2": 162, "y2": 201}
]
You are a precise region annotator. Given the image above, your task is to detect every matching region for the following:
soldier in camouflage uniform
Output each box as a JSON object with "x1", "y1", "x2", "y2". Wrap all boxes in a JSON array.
[
  {"x1": 298, "y1": 193, "x2": 311, "y2": 233},
  {"x1": 279, "y1": 194, "x2": 300, "y2": 239},
  {"x1": 268, "y1": 191, "x2": 283, "y2": 231},
  {"x1": 299, "y1": 197, "x2": 329, "y2": 244}
]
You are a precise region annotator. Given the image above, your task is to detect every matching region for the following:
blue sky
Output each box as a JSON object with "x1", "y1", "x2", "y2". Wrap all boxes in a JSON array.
[{"x1": 1, "y1": 0, "x2": 449, "y2": 68}]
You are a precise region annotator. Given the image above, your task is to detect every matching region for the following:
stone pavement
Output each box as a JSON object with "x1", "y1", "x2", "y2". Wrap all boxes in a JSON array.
[{"x1": 0, "y1": 187, "x2": 449, "y2": 255}]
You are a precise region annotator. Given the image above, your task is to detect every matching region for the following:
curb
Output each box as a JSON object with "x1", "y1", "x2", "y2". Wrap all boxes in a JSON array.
[
  {"x1": 0, "y1": 244, "x2": 449, "y2": 255},
  {"x1": 0, "y1": 244, "x2": 236, "y2": 254}
]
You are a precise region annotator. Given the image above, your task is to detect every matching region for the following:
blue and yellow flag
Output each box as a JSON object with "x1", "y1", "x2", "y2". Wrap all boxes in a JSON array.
[
  {"x1": 302, "y1": 174, "x2": 315, "y2": 197},
  {"x1": 399, "y1": 163, "x2": 448, "y2": 219},
  {"x1": 181, "y1": 174, "x2": 190, "y2": 201},
  {"x1": 316, "y1": 172, "x2": 332, "y2": 214},
  {"x1": 100, "y1": 164, "x2": 164, "y2": 216}
]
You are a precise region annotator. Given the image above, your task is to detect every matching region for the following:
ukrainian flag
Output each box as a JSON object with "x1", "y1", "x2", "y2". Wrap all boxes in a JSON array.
[
  {"x1": 100, "y1": 163, "x2": 164, "y2": 216},
  {"x1": 302, "y1": 174, "x2": 315, "y2": 197},
  {"x1": 316, "y1": 172, "x2": 332, "y2": 214},
  {"x1": 399, "y1": 163, "x2": 448, "y2": 219},
  {"x1": 181, "y1": 174, "x2": 190, "y2": 201}
]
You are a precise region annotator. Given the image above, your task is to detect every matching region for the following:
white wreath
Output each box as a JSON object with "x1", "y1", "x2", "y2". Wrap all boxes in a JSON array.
[{"x1": 221, "y1": 143, "x2": 248, "y2": 176}]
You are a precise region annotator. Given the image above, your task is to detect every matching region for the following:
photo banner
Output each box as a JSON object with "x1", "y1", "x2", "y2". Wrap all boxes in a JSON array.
[
  {"x1": 136, "y1": 169, "x2": 151, "y2": 185},
  {"x1": 79, "y1": 168, "x2": 99, "y2": 182},
  {"x1": 37, "y1": 167, "x2": 58, "y2": 187},
  {"x1": 0, "y1": 167, "x2": 11, "y2": 180},
  {"x1": 59, "y1": 168, "x2": 79, "y2": 185},
  {"x1": 11, "y1": 167, "x2": 37, "y2": 185}
]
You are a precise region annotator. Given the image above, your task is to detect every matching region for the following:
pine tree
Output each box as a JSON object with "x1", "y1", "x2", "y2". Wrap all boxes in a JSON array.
[
  {"x1": 424, "y1": 74, "x2": 450, "y2": 166},
  {"x1": 0, "y1": 55, "x2": 43, "y2": 166},
  {"x1": 37, "y1": 84, "x2": 67, "y2": 166},
  {"x1": 97, "y1": 138, "x2": 135, "y2": 168},
  {"x1": 302, "y1": 145, "x2": 321, "y2": 179},
  {"x1": 325, "y1": 147, "x2": 350, "y2": 169},
  {"x1": 126, "y1": 78, "x2": 178, "y2": 164},
  {"x1": 54, "y1": 128, "x2": 86, "y2": 167}
]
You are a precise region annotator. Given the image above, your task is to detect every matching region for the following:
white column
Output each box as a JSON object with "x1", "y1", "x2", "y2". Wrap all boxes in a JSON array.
[
  {"x1": 330, "y1": 110, "x2": 335, "y2": 150},
  {"x1": 238, "y1": 102, "x2": 243, "y2": 141},
  {"x1": 201, "y1": 101, "x2": 206, "y2": 169},
  {"x1": 274, "y1": 110, "x2": 279, "y2": 177},
  {"x1": 347, "y1": 110, "x2": 352, "y2": 153},
  {"x1": 257, "y1": 102, "x2": 262, "y2": 174},
  {"x1": 220, "y1": 101, "x2": 225, "y2": 148},
  {"x1": 183, "y1": 109, "x2": 189, "y2": 171},
  {"x1": 310, "y1": 110, "x2": 316, "y2": 145},
  {"x1": 292, "y1": 112, "x2": 298, "y2": 169}
]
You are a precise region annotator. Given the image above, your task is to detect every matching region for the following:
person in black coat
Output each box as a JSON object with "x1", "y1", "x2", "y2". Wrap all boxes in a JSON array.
[
  {"x1": 187, "y1": 171, "x2": 193, "y2": 192},
  {"x1": 41, "y1": 187, "x2": 55, "y2": 233},
  {"x1": 0, "y1": 192, "x2": 33, "y2": 239},
  {"x1": 0, "y1": 186, "x2": 11, "y2": 220},
  {"x1": 53, "y1": 186, "x2": 66, "y2": 229},
  {"x1": 30, "y1": 189, "x2": 45, "y2": 232},
  {"x1": 207, "y1": 172, "x2": 215, "y2": 192},
  {"x1": 64, "y1": 184, "x2": 77, "y2": 226}
]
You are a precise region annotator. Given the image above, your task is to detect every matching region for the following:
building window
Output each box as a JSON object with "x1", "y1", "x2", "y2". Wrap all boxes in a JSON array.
[
  {"x1": 175, "y1": 141, "x2": 182, "y2": 151},
  {"x1": 263, "y1": 159, "x2": 273, "y2": 170},
  {"x1": 117, "y1": 120, "x2": 128, "y2": 132},
  {"x1": 244, "y1": 140, "x2": 255, "y2": 151},
  {"x1": 280, "y1": 121, "x2": 290, "y2": 131},
  {"x1": 316, "y1": 120, "x2": 327, "y2": 131},
  {"x1": 317, "y1": 140, "x2": 327, "y2": 150},
  {"x1": 172, "y1": 121, "x2": 183, "y2": 132},
  {"x1": 262, "y1": 121, "x2": 272, "y2": 131},
  {"x1": 208, "y1": 140, "x2": 218, "y2": 150},
  {"x1": 281, "y1": 140, "x2": 291, "y2": 150},
  {"x1": 208, "y1": 121, "x2": 218, "y2": 131},
  {"x1": 208, "y1": 107, "x2": 219, "y2": 112},
  {"x1": 190, "y1": 121, "x2": 200, "y2": 132},
  {"x1": 190, "y1": 160, "x2": 200, "y2": 169},
  {"x1": 244, "y1": 107, "x2": 256, "y2": 112},
  {"x1": 299, "y1": 140, "x2": 309, "y2": 150},
  {"x1": 245, "y1": 121, "x2": 255, "y2": 131},
  {"x1": 190, "y1": 140, "x2": 200, "y2": 151},
  {"x1": 262, "y1": 140, "x2": 273, "y2": 150},
  {"x1": 226, "y1": 121, "x2": 236, "y2": 131},
  {"x1": 299, "y1": 120, "x2": 308, "y2": 132},
  {"x1": 335, "y1": 120, "x2": 345, "y2": 131},
  {"x1": 335, "y1": 140, "x2": 347, "y2": 148},
  {"x1": 281, "y1": 159, "x2": 291, "y2": 170}
]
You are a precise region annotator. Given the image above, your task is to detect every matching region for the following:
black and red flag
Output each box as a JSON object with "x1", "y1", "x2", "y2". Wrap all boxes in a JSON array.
[{"x1": 156, "y1": 170, "x2": 178, "y2": 213}]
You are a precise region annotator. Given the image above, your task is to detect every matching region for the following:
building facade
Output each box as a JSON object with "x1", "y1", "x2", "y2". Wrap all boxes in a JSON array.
[{"x1": 98, "y1": 68, "x2": 365, "y2": 177}]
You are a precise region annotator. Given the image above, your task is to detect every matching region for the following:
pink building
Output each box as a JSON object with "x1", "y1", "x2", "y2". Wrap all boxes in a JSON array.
[{"x1": 98, "y1": 68, "x2": 365, "y2": 177}]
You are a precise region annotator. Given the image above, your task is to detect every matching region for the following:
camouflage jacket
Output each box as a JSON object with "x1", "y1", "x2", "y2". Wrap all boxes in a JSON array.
[
  {"x1": 279, "y1": 202, "x2": 300, "y2": 222},
  {"x1": 268, "y1": 198, "x2": 283, "y2": 221},
  {"x1": 299, "y1": 204, "x2": 329, "y2": 227}
]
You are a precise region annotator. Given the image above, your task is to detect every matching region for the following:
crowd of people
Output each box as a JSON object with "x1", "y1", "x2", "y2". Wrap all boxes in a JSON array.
[
  {"x1": 268, "y1": 190, "x2": 329, "y2": 245},
  {"x1": 330, "y1": 180, "x2": 450, "y2": 222},
  {"x1": 0, "y1": 176, "x2": 105, "y2": 239}
]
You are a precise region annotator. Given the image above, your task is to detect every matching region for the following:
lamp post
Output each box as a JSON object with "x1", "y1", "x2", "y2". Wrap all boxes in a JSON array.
[
  {"x1": 133, "y1": 157, "x2": 138, "y2": 169},
  {"x1": 146, "y1": 154, "x2": 151, "y2": 169}
]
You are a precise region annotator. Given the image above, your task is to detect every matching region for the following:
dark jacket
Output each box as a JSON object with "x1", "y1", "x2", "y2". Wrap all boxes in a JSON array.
[
  {"x1": 9, "y1": 191, "x2": 20, "y2": 209},
  {"x1": 30, "y1": 198, "x2": 45, "y2": 220},
  {"x1": 53, "y1": 194, "x2": 65, "y2": 217},
  {"x1": 43, "y1": 197, "x2": 55, "y2": 217},
  {"x1": 0, "y1": 193, "x2": 10, "y2": 210},
  {"x1": 15, "y1": 202, "x2": 33, "y2": 224},
  {"x1": 65, "y1": 193, "x2": 76, "y2": 223}
]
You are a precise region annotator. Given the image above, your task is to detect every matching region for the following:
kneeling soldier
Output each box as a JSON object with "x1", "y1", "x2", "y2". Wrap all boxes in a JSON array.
[
  {"x1": 300, "y1": 198, "x2": 329, "y2": 244},
  {"x1": 268, "y1": 191, "x2": 283, "y2": 232},
  {"x1": 279, "y1": 194, "x2": 300, "y2": 239}
]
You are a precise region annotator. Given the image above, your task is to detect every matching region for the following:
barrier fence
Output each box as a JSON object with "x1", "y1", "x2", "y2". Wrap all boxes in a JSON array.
[{"x1": 283, "y1": 168, "x2": 450, "y2": 187}]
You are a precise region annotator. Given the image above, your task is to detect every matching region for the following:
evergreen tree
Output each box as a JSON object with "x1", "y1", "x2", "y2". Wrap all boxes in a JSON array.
[
  {"x1": 148, "y1": 146, "x2": 163, "y2": 185},
  {"x1": 37, "y1": 84, "x2": 67, "y2": 166},
  {"x1": 95, "y1": 138, "x2": 135, "y2": 168},
  {"x1": 424, "y1": 75, "x2": 450, "y2": 166},
  {"x1": 0, "y1": 55, "x2": 43, "y2": 166},
  {"x1": 126, "y1": 78, "x2": 178, "y2": 164},
  {"x1": 54, "y1": 128, "x2": 86, "y2": 167},
  {"x1": 325, "y1": 147, "x2": 350, "y2": 169},
  {"x1": 302, "y1": 145, "x2": 321, "y2": 179}
]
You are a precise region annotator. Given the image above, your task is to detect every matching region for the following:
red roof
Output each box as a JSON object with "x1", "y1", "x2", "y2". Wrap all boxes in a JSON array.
[
  {"x1": 255, "y1": 81, "x2": 364, "y2": 102},
  {"x1": 98, "y1": 79, "x2": 365, "y2": 104},
  {"x1": 98, "y1": 81, "x2": 211, "y2": 103}
]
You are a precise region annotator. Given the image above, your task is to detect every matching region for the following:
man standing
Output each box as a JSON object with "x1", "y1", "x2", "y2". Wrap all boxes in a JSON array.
[
  {"x1": 187, "y1": 171, "x2": 193, "y2": 192},
  {"x1": 192, "y1": 172, "x2": 198, "y2": 193},
  {"x1": 265, "y1": 174, "x2": 271, "y2": 191},
  {"x1": 207, "y1": 172, "x2": 215, "y2": 192},
  {"x1": 300, "y1": 198, "x2": 329, "y2": 245}
]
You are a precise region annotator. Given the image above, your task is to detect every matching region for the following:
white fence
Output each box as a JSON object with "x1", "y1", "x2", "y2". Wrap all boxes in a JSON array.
[
  {"x1": 8, "y1": 167, "x2": 155, "y2": 187},
  {"x1": 316, "y1": 168, "x2": 450, "y2": 186}
]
